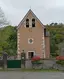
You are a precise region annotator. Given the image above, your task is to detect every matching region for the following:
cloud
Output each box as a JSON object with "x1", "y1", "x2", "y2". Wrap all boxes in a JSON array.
[{"x1": 0, "y1": 0, "x2": 64, "y2": 25}]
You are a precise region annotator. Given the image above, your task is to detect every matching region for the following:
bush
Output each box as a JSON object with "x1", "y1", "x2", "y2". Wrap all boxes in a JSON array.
[
  {"x1": 32, "y1": 60, "x2": 42, "y2": 65},
  {"x1": 31, "y1": 56, "x2": 42, "y2": 65},
  {"x1": 56, "y1": 60, "x2": 64, "y2": 66}
]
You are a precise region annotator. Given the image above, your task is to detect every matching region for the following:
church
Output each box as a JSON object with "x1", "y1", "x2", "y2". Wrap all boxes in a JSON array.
[{"x1": 17, "y1": 9, "x2": 50, "y2": 59}]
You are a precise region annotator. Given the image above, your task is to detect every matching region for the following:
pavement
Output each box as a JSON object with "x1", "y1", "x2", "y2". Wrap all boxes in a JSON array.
[{"x1": 0, "y1": 71, "x2": 64, "y2": 79}]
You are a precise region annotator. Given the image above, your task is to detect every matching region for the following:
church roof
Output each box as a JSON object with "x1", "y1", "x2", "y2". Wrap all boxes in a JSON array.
[{"x1": 17, "y1": 9, "x2": 44, "y2": 29}]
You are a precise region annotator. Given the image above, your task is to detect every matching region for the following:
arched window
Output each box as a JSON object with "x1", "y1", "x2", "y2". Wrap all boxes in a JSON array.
[
  {"x1": 32, "y1": 18, "x2": 35, "y2": 27},
  {"x1": 26, "y1": 19, "x2": 29, "y2": 27}
]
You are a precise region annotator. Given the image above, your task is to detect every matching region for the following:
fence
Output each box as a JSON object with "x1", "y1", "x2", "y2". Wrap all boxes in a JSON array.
[
  {"x1": 0, "y1": 53, "x2": 64, "y2": 70},
  {"x1": 0, "y1": 53, "x2": 25, "y2": 69},
  {"x1": 7, "y1": 60, "x2": 21, "y2": 68}
]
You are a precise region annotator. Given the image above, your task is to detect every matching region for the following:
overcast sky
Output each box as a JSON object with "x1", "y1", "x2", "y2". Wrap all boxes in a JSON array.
[{"x1": 0, "y1": 0, "x2": 64, "y2": 26}]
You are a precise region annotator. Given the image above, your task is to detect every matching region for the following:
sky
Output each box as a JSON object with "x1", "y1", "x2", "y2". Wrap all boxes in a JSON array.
[{"x1": 0, "y1": 0, "x2": 64, "y2": 26}]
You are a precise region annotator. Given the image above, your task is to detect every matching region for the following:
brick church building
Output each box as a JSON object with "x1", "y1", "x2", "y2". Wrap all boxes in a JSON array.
[{"x1": 17, "y1": 9, "x2": 50, "y2": 59}]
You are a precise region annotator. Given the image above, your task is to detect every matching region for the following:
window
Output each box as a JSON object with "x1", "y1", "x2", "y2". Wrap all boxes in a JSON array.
[
  {"x1": 44, "y1": 28, "x2": 46, "y2": 36},
  {"x1": 26, "y1": 19, "x2": 29, "y2": 27},
  {"x1": 32, "y1": 18, "x2": 35, "y2": 27},
  {"x1": 28, "y1": 38, "x2": 34, "y2": 44}
]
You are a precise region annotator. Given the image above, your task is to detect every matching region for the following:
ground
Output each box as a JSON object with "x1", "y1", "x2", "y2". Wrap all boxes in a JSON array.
[{"x1": 0, "y1": 71, "x2": 64, "y2": 79}]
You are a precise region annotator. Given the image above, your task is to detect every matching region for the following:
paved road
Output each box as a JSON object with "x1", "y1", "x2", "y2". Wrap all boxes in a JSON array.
[{"x1": 0, "y1": 71, "x2": 64, "y2": 79}]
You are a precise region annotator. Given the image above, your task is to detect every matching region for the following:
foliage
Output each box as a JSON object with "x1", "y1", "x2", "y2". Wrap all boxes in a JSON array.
[
  {"x1": 0, "y1": 7, "x2": 9, "y2": 26},
  {"x1": 31, "y1": 56, "x2": 42, "y2": 64},
  {"x1": 56, "y1": 60, "x2": 64, "y2": 66},
  {"x1": 32, "y1": 60, "x2": 42, "y2": 64},
  {"x1": 7, "y1": 26, "x2": 17, "y2": 55},
  {"x1": 0, "y1": 26, "x2": 17, "y2": 55},
  {"x1": 46, "y1": 23, "x2": 64, "y2": 57}
]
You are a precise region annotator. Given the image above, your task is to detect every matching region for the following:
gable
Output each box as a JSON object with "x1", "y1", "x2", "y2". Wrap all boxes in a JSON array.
[{"x1": 17, "y1": 9, "x2": 44, "y2": 29}]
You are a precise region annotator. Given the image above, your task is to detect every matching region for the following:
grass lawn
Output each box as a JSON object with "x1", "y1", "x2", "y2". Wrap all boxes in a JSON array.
[
  {"x1": 0, "y1": 68, "x2": 61, "y2": 72},
  {"x1": 20, "y1": 69, "x2": 60, "y2": 72}
]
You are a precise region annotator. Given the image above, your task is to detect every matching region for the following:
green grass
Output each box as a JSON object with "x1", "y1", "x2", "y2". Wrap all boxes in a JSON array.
[
  {"x1": 20, "y1": 69, "x2": 60, "y2": 72},
  {"x1": 0, "y1": 68, "x2": 61, "y2": 72}
]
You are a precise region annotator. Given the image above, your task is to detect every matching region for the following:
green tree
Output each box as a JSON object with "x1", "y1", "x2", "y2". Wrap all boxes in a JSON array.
[
  {"x1": 46, "y1": 23, "x2": 64, "y2": 57},
  {"x1": 0, "y1": 26, "x2": 17, "y2": 55},
  {"x1": 7, "y1": 26, "x2": 17, "y2": 55},
  {"x1": 0, "y1": 7, "x2": 9, "y2": 26}
]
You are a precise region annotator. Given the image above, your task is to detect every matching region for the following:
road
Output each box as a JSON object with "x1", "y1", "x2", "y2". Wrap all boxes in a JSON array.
[{"x1": 0, "y1": 71, "x2": 64, "y2": 79}]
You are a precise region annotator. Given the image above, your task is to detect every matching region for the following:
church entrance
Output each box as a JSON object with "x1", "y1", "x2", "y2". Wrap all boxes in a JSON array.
[{"x1": 28, "y1": 51, "x2": 34, "y2": 59}]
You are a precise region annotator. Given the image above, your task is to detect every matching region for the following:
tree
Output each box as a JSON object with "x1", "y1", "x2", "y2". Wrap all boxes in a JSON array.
[
  {"x1": 46, "y1": 23, "x2": 64, "y2": 57},
  {"x1": 0, "y1": 7, "x2": 9, "y2": 26},
  {"x1": 0, "y1": 26, "x2": 17, "y2": 55},
  {"x1": 7, "y1": 26, "x2": 17, "y2": 55}
]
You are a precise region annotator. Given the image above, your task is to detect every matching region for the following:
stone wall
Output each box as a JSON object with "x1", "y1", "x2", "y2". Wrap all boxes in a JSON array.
[{"x1": 25, "y1": 59, "x2": 64, "y2": 70}]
